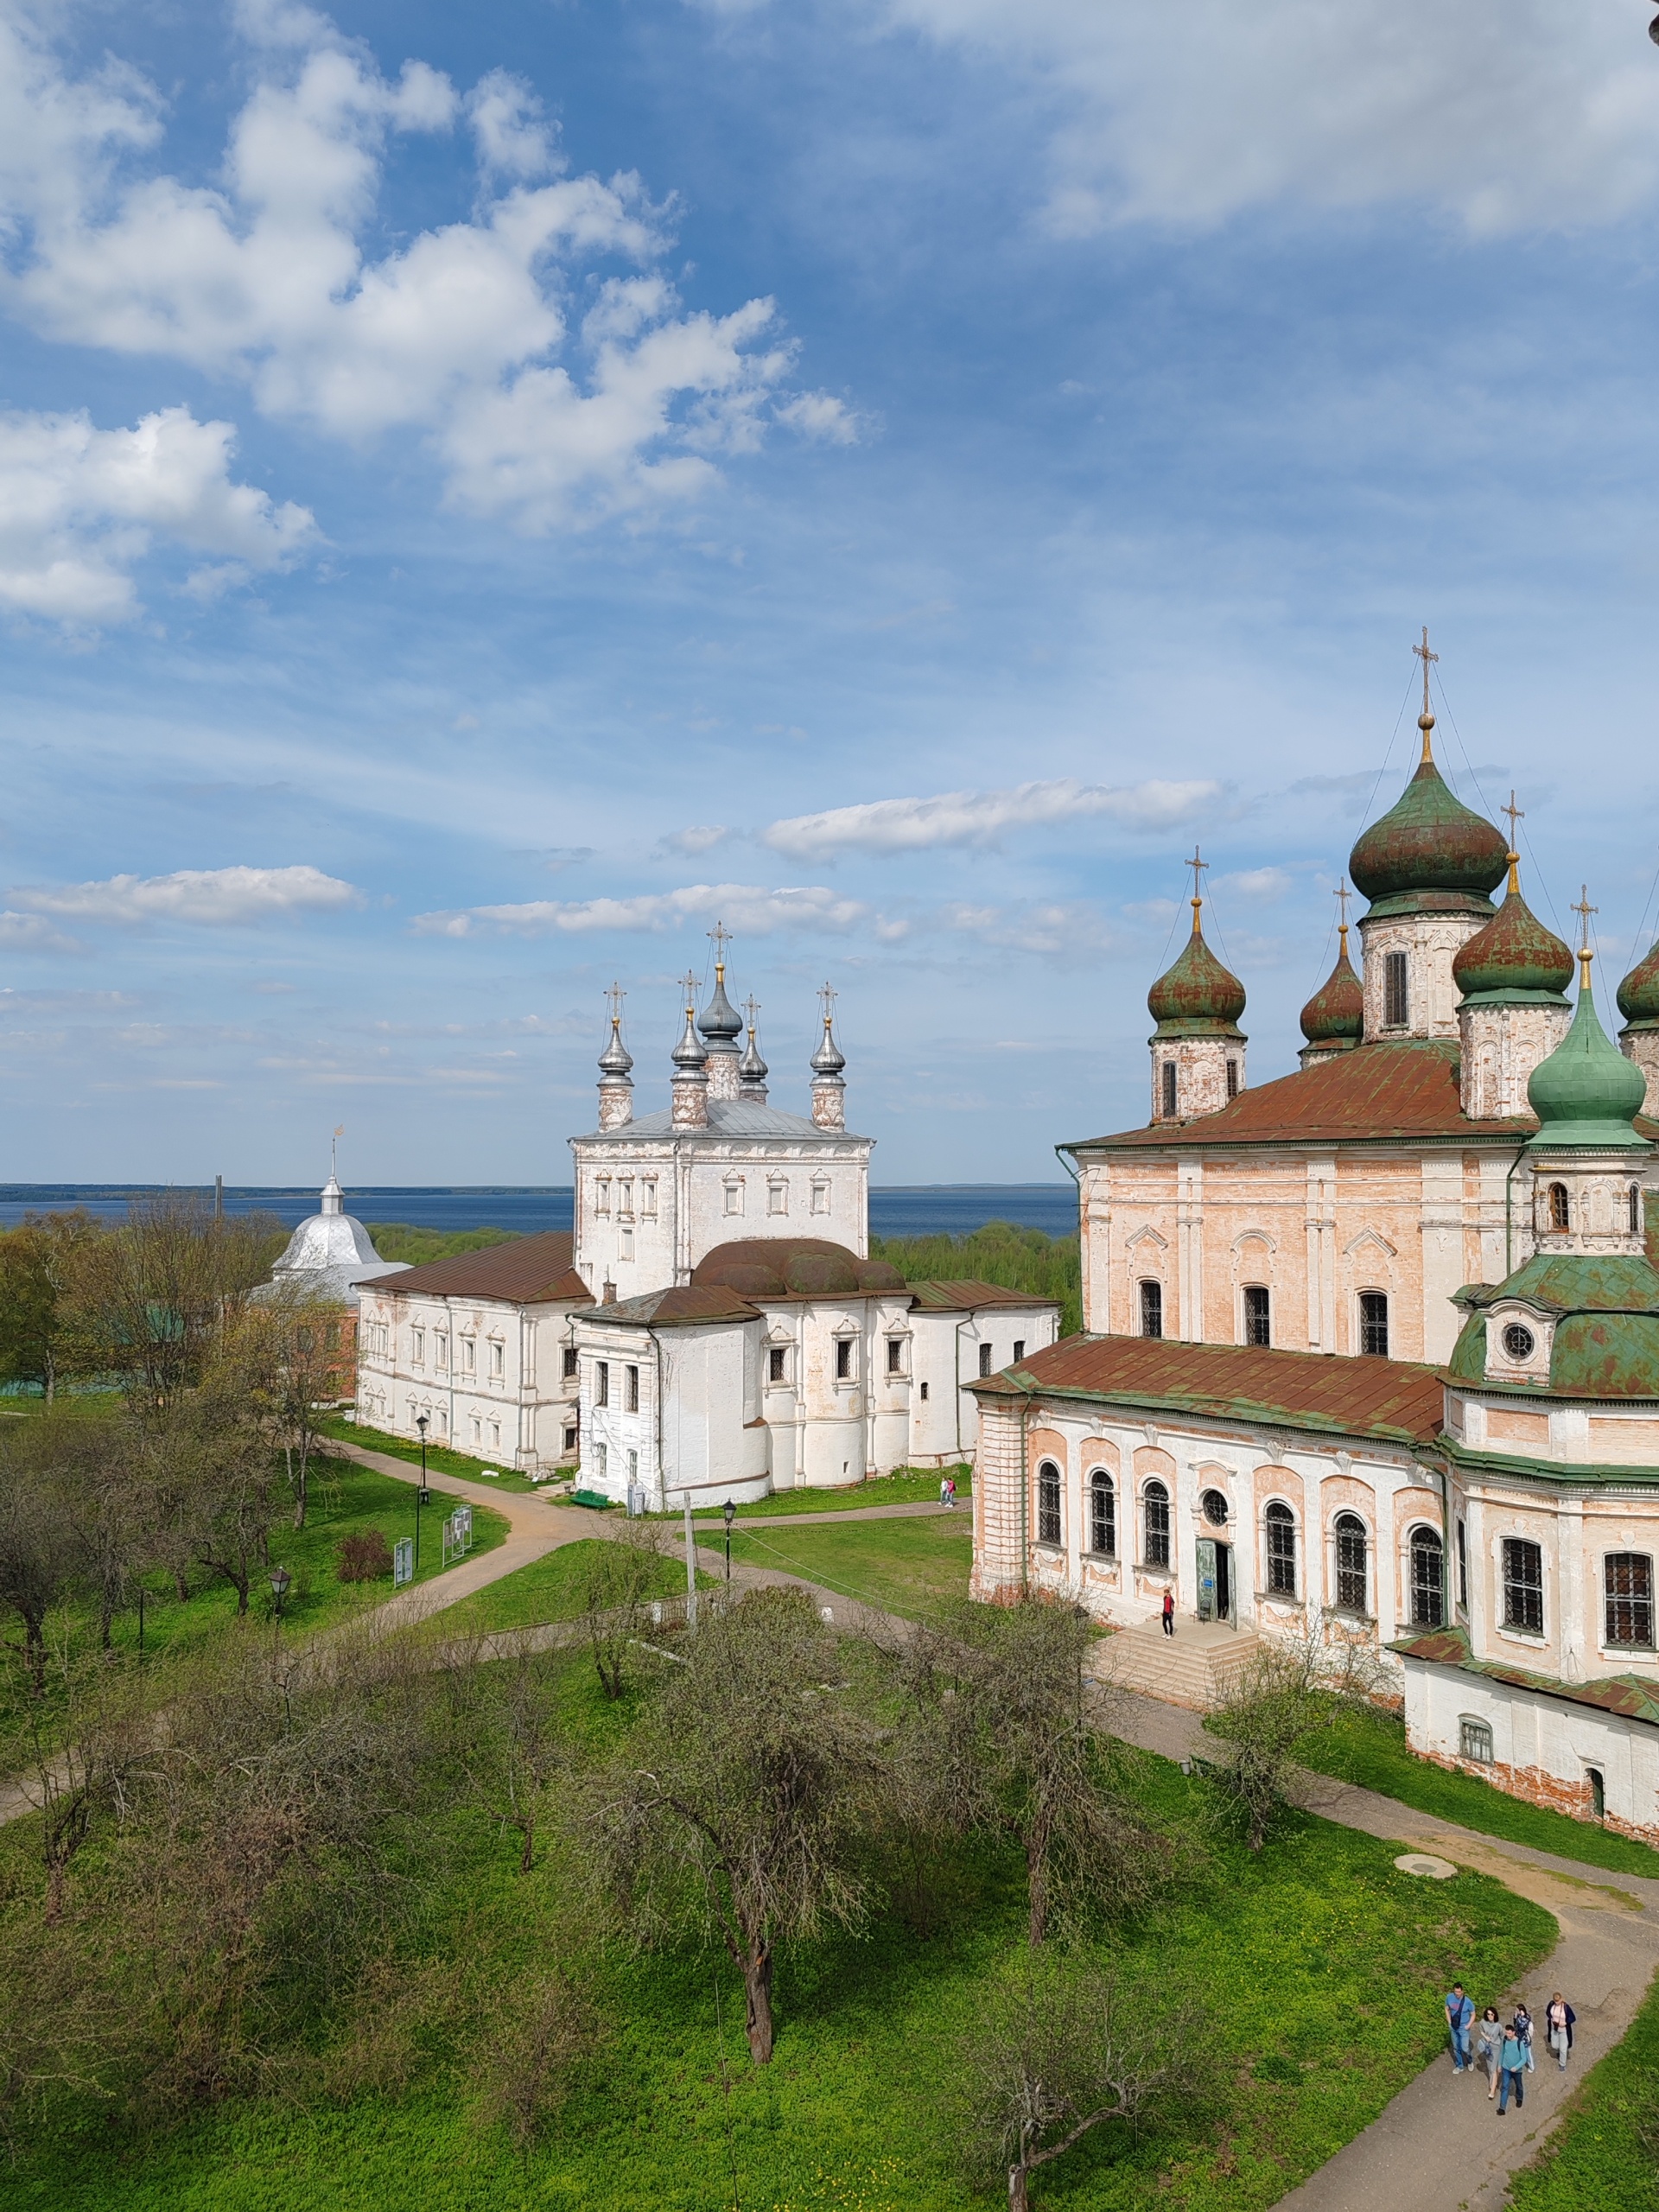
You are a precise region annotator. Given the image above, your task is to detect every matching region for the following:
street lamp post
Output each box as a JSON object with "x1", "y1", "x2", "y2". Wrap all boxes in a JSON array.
[
  {"x1": 722, "y1": 1497, "x2": 735, "y2": 1585},
  {"x1": 269, "y1": 1564, "x2": 291, "y2": 1620},
  {"x1": 415, "y1": 1414, "x2": 430, "y2": 1574}
]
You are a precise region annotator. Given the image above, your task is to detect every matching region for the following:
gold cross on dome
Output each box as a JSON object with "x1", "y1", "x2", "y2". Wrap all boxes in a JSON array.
[
  {"x1": 818, "y1": 980, "x2": 838, "y2": 1027},
  {"x1": 605, "y1": 980, "x2": 626, "y2": 1024},
  {"x1": 1501, "y1": 793, "x2": 1524, "y2": 896},
  {"x1": 680, "y1": 969, "x2": 699, "y2": 1009},
  {"x1": 1333, "y1": 880, "x2": 1351, "y2": 928},
  {"x1": 708, "y1": 920, "x2": 732, "y2": 973},
  {"x1": 1414, "y1": 626, "x2": 1439, "y2": 715},
  {"x1": 743, "y1": 994, "x2": 760, "y2": 1034},
  {"x1": 1572, "y1": 886, "x2": 1598, "y2": 954}
]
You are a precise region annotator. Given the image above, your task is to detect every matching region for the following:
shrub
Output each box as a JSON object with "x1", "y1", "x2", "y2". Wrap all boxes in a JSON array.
[{"x1": 337, "y1": 1529, "x2": 393, "y2": 1583}]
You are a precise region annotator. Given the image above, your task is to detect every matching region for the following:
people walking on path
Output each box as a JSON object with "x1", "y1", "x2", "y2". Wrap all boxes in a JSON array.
[
  {"x1": 1161, "y1": 1587, "x2": 1175, "y2": 1638},
  {"x1": 1497, "y1": 2023, "x2": 1528, "y2": 2113},
  {"x1": 1445, "y1": 1984, "x2": 1475, "y2": 2073},
  {"x1": 940, "y1": 1474, "x2": 957, "y2": 1509},
  {"x1": 1545, "y1": 1993, "x2": 1576, "y2": 2072},
  {"x1": 1475, "y1": 2006, "x2": 1503, "y2": 2095},
  {"x1": 1513, "y1": 2001, "x2": 1536, "y2": 2074}
]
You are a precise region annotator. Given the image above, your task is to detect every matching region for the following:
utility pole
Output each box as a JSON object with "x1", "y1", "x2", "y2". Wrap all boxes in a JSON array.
[{"x1": 683, "y1": 1492, "x2": 698, "y2": 1628}]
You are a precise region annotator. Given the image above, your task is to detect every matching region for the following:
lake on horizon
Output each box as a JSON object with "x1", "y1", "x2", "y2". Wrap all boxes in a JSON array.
[{"x1": 0, "y1": 1182, "x2": 1079, "y2": 1239}]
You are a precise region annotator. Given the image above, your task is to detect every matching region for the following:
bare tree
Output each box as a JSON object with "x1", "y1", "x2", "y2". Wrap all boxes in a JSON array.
[
  {"x1": 900, "y1": 1597, "x2": 1168, "y2": 1946},
  {"x1": 444, "y1": 1641, "x2": 570, "y2": 1873},
  {"x1": 1204, "y1": 1614, "x2": 1386, "y2": 1851},
  {"x1": 588, "y1": 1586, "x2": 882, "y2": 2063},
  {"x1": 469, "y1": 1965, "x2": 600, "y2": 2146},
  {"x1": 581, "y1": 1517, "x2": 670, "y2": 1699},
  {"x1": 957, "y1": 1957, "x2": 1206, "y2": 2212},
  {"x1": 0, "y1": 1421, "x2": 86, "y2": 1693}
]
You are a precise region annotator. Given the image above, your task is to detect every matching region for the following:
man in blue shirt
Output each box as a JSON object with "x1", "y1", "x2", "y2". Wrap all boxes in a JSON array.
[
  {"x1": 1445, "y1": 1984, "x2": 1475, "y2": 2072},
  {"x1": 1497, "y1": 2023, "x2": 1528, "y2": 2113}
]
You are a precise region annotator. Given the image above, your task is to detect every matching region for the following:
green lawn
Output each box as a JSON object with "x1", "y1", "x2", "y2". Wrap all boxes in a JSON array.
[
  {"x1": 317, "y1": 1413, "x2": 546, "y2": 1492},
  {"x1": 6, "y1": 1724, "x2": 1554, "y2": 2212},
  {"x1": 1298, "y1": 1706, "x2": 1659, "y2": 1881},
  {"x1": 725, "y1": 1511, "x2": 976, "y2": 1621},
  {"x1": 672, "y1": 1466, "x2": 972, "y2": 1523},
  {"x1": 1509, "y1": 1962, "x2": 1659, "y2": 2210},
  {"x1": 444, "y1": 1537, "x2": 713, "y2": 1636}
]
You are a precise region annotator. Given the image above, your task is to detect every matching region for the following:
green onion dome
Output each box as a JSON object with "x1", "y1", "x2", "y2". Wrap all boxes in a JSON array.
[
  {"x1": 1618, "y1": 938, "x2": 1659, "y2": 1031},
  {"x1": 1452, "y1": 874, "x2": 1573, "y2": 1004},
  {"x1": 1300, "y1": 930, "x2": 1363, "y2": 1048},
  {"x1": 1147, "y1": 906, "x2": 1246, "y2": 1037},
  {"x1": 1348, "y1": 744, "x2": 1508, "y2": 909},
  {"x1": 1527, "y1": 964, "x2": 1648, "y2": 1146}
]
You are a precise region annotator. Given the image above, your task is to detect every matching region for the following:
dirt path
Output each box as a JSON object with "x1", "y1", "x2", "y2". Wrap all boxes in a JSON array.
[{"x1": 1102, "y1": 1688, "x2": 1659, "y2": 2212}]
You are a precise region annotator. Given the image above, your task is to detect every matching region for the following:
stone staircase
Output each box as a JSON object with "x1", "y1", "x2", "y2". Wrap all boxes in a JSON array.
[{"x1": 1090, "y1": 1617, "x2": 1261, "y2": 1713}]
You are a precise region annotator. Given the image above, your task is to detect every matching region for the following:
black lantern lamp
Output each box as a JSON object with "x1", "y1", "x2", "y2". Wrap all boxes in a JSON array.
[{"x1": 270, "y1": 1564, "x2": 292, "y2": 1618}]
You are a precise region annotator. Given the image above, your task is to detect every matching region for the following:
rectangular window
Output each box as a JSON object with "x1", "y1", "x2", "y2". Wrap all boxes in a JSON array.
[
  {"x1": 1089, "y1": 1475, "x2": 1116, "y2": 1558},
  {"x1": 1226, "y1": 1058, "x2": 1240, "y2": 1099},
  {"x1": 618, "y1": 1179, "x2": 632, "y2": 1217},
  {"x1": 768, "y1": 1345, "x2": 786, "y2": 1384},
  {"x1": 836, "y1": 1339, "x2": 852, "y2": 1382},
  {"x1": 489, "y1": 1420, "x2": 500, "y2": 1449},
  {"x1": 919, "y1": 1379, "x2": 929, "y2": 1401},
  {"x1": 471, "y1": 1416, "x2": 481, "y2": 1446},
  {"x1": 768, "y1": 1180, "x2": 788, "y2": 1216},
  {"x1": 411, "y1": 1327, "x2": 424, "y2": 1365},
  {"x1": 1605, "y1": 1554, "x2": 1655, "y2": 1648},
  {"x1": 563, "y1": 1425, "x2": 578, "y2": 1453},
  {"x1": 1143, "y1": 1484, "x2": 1171, "y2": 1569},
  {"x1": 595, "y1": 1178, "x2": 612, "y2": 1217},
  {"x1": 1160, "y1": 1060, "x2": 1178, "y2": 1117},
  {"x1": 1458, "y1": 1519, "x2": 1467, "y2": 1609},
  {"x1": 1359, "y1": 1290, "x2": 1389, "y2": 1358},
  {"x1": 1503, "y1": 1538, "x2": 1544, "y2": 1634},
  {"x1": 724, "y1": 1180, "x2": 743, "y2": 1216},
  {"x1": 1384, "y1": 950, "x2": 1408, "y2": 1027},
  {"x1": 597, "y1": 1442, "x2": 607, "y2": 1481},
  {"x1": 641, "y1": 1179, "x2": 658, "y2": 1218},
  {"x1": 978, "y1": 1341, "x2": 993, "y2": 1379},
  {"x1": 811, "y1": 1181, "x2": 830, "y2": 1216},
  {"x1": 620, "y1": 1224, "x2": 633, "y2": 1260},
  {"x1": 595, "y1": 1361, "x2": 610, "y2": 1408},
  {"x1": 1243, "y1": 1285, "x2": 1270, "y2": 1348},
  {"x1": 563, "y1": 1346, "x2": 578, "y2": 1381},
  {"x1": 887, "y1": 1338, "x2": 903, "y2": 1375},
  {"x1": 461, "y1": 1337, "x2": 475, "y2": 1375},
  {"x1": 1013, "y1": 1340, "x2": 1025, "y2": 1363},
  {"x1": 1265, "y1": 1508, "x2": 1297, "y2": 1596},
  {"x1": 1140, "y1": 1280, "x2": 1163, "y2": 1338},
  {"x1": 435, "y1": 1332, "x2": 448, "y2": 1370},
  {"x1": 1459, "y1": 1716, "x2": 1494, "y2": 1764},
  {"x1": 627, "y1": 1448, "x2": 638, "y2": 1484},
  {"x1": 626, "y1": 1363, "x2": 639, "y2": 1413},
  {"x1": 489, "y1": 1340, "x2": 504, "y2": 1379}
]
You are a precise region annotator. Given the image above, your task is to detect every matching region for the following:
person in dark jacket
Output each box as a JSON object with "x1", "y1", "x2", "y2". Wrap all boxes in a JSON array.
[
  {"x1": 1545, "y1": 1993, "x2": 1576, "y2": 2072},
  {"x1": 1513, "y1": 2001, "x2": 1536, "y2": 2074}
]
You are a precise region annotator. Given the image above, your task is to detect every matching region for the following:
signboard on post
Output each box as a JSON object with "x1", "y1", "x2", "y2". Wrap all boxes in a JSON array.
[
  {"x1": 442, "y1": 1507, "x2": 475, "y2": 1570},
  {"x1": 393, "y1": 1536, "x2": 414, "y2": 1588}
]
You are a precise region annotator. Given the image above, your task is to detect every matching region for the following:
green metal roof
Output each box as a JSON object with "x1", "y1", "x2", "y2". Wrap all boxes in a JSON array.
[
  {"x1": 1393, "y1": 1622, "x2": 1659, "y2": 1726},
  {"x1": 1527, "y1": 979, "x2": 1649, "y2": 1147},
  {"x1": 1449, "y1": 1252, "x2": 1659, "y2": 1400}
]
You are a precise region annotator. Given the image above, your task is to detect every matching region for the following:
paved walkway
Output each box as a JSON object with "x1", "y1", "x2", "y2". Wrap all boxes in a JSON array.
[{"x1": 1101, "y1": 1687, "x2": 1659, "y2": 2211}]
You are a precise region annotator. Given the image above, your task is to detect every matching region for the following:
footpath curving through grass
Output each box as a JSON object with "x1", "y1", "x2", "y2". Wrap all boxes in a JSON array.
[
  {"x1": 1507, "y1": 1961, "x2": 1659, "y2": 2210},
  {"x1": 1298, "y1": 1704, "x2": 1659, "y2": 1881},
  {"x1": 4, "y1": 1716, "x2": 1554, "y2": 2212},
  {"x1": 315, "y1": 1413, "x2": 545, "y2": 1493},
  {"x1": 443, "y1": 1537, "x2": 714, "y2": 1637}
]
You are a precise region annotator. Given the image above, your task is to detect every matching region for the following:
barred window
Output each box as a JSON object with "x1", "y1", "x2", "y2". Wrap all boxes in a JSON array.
[
  {"x1": 1036, "y1": 1461, "x2": 1062, "y2": 1547},
  {"x1": 1335, "y1": 1513, "x2": 1368, "y2": 1613},
  {"x1": 1459, "y1": 1716, "x2": 1494, "y2": 1764},
  {"x1": 768, "y1": 1345, "x2": 786, "y2": 1384},
  {"x1": 1143, "y1": 1480, "x2": 1171, "y2": 1569},
  {"x1": 1089, "y1": 1471, "x2": 1116, "y2": 1557},
  {"x1": 1226, "y1": 1058, "x2": 1240, "y2": 1099},
  {"x1": 1630, "y1": 1185, "x2": 1643, "y2": 1236},
  {"x1": 1409, "y1": 1526, "x2": 1445, "y2": 1629},
  {"x1": 1140, "y1": 1280, "x2": 1163, "y2": 1338},
  {"x1": 1605, "y1": 1554, "x2": 1655, "y2": 1649},
  {"x1": 1549, "y1": 1182, "x2": 1570, "y2": 1233},
  {"x1": 1359, "y1": 1291, "x2": 1389, "y2": 1358},
  {"x1": 594, "y1": 1361, "x2": 609, "y2": 1408},
  {"x1": 1503, "y1": 1538, "x2": 1544, "y2": 1634},
  {"x1": 1265, "y1": 1502, "x2": 1296, "y2": 1596},
  {"x1": 1160, "y1": 1060, "x2": 1178, "y2": 1117},
  {"x1": 1243, "y1": 1285, "x2": 1271, "y2": 1347},
  {"x1": 1384, "y1": 950, "x2": 1408, "y2": 1027},
  {"x1": 1457, "y1": 1518, "x2": 1467, "y2": 1609},
  {"x1": 626, "y1": 1363, "x2": 639, "y2": 1413}
]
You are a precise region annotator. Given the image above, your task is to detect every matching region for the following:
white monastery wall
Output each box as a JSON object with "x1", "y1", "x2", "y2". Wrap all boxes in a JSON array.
[{"x1": 355, "y1": 1285, "x2": 581, "y2": 1470}]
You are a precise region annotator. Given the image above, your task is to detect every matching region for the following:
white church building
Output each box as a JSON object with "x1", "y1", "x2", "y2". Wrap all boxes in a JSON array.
[{"x1": 353, "y1": 950, "x2": 1058, "y2": 1503}]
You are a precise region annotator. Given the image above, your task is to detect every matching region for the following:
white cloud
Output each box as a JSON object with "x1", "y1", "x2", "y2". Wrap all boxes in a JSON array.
[
  {"x1": 879, "y1": 0, "x2": 1659, "y2": 234},
  {"x1": 762, "y1": 776, "x2": 1222, "y2": 858},
  {"x1": 0, "y1": 404, "x2": 315, "y2": 624},
  {"x1": 414, "y1": 881, "x2": 873, "y2": 938},
  {"x1": 0, "y1": 912, "x2": 82, "y2": 953},
  {"x1": 658, "y1": 824, "x2": 731, "y2": 856},
  {"x1": 10, "y1": 864, "x2": 362, "y2": 925},
  {"x1": 0, "y1": 8, "x2": 849, "y2": 528},
  {"x1": 1216, "y1": 866, "x2": 1290, "y2": 901}
]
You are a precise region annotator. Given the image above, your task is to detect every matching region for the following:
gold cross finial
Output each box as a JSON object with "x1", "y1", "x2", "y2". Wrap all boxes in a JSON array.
[
  {"x1": 1500, "y1": 792, "x2": 1524, "y2": 896},
  {"x1": 708, "y1": 920, "x2": 731, "y2": 976},
  {"x1": 680, "y1": 969, "x2": 699, "y2": 1009},
  {"x1": 742, "y1": 993, "x2": 760, "y2": 1039},
  {"x1": 332, "y1": 1123, "x2": 344, "y2": 1177},
  {"x1": 1414, "y1": 626, "x2": 1439, "y2": 760},
  {"x1": 818, "y1": 980, "x2": 838, "y2": 1027},
  {"x1": 606, "y1": 980, "x2": 626, "y2": 1025},
  {"x1": 1187, "y1": 846, "x2": 1208, "y2": 934},
  {"x1": 1572, "y1": 885, "x2": 1598, "y2": 989},
  {"x1": 1333, "y1": 879, "x2": 1351, "y2": 950}
]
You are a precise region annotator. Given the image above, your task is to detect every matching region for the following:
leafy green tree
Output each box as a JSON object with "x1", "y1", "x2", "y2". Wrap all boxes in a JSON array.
[
  {"x1": 0, "y1": 1211, "x2": 103, "y2": 1401},
  {"x1": 870, "y1": 1221, "x2": 1081, "y2": 1336}
]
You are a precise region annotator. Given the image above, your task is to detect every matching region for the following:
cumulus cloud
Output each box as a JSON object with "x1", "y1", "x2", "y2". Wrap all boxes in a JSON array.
[
  {"x1": 1215, "y1": 866, "x2": 1290, "y2": 901},
  {"x1": 10, "y1": 864, "x2": 362, "y2": 925},
  {"x1": 0, "y1": 912, "x2": 83, "y2": 953},
  {"x1": 0, "y1": 7, "x2": 849, "y2": 529},
  {"x1": 414, "y1": 881, "x2": 874, "y2": 938},
  {"x1": 880, "y1": 0, "x2": 1659, "y2": 235},
  {"x1": 0, "y1": 404, "x2": 315, "y2": 624},
  {"x1": 657, "y1": 824, "x2": 731, "y2": 856},
  {"x1": 763, "y1": 776, "x2": 1222, "y2": 858}
]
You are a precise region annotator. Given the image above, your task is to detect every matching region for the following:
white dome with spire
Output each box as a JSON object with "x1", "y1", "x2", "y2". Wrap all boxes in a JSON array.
[{"x1": 260, "y1": 1173, "x2": 411, "y2": 1300}]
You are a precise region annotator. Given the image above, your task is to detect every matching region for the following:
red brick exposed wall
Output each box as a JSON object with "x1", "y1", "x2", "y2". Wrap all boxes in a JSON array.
[{"x1": 1416, "y1": 1746, "x2": 1659, "y2": 1849}]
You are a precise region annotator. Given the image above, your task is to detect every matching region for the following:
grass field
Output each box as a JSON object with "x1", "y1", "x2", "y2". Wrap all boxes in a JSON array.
[
  {"x1": 1508, "y1": 1964, "x2": 1659, "y2": 2210},
  {"x1": 724, "y1": 1510, "x2": 976, "y2": 1621},
  {"x1": 444, "y1": 1536, "x2": 714, "y2": 1636},
  {"x1": 679, "y1": 1467, "x2": 972, "y2": 1522},
  {"x1": 5, "y1": 1708, "x2": 1554, "y2": 2212},
  {"x1": 317, "y1": 1414, "x2": 544, "y2": 1492},
  {"x1": 1297, "y1": 1706, "x2": 1659, "y2": 1881}
]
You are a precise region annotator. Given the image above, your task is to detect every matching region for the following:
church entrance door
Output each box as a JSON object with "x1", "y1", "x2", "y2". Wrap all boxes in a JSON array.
[{"x1": 1196, "y1": 1538, "x2": 1233, "y2": 1624}]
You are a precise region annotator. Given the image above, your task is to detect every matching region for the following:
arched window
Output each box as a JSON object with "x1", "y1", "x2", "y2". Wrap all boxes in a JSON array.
[
  {"x1": 1605, "y1": 1554, "x2": 1654, "y2": 1649},
  {"x1": 1334, "y1": 1513, "x2": 1369, "y2": 1613},
  {"x1": 1243, "y1": 1285, "x2": 1271, "y2": 1347},
  {"x1": 1264, "y1": 1502, "x2": 1296, "y2": 1596},
  {"x1": 1549, "y1": 1182, "x2": 1570, "y2": 1233},
  {"x1": 1409, "y1": 1527, "x2": 1445, "y2": 1629},
  {"x1": 1089, "y1": 1470, "x2": 1116, "y2": 1557},
  {"x1": 1630, "y1": 1185, "x2": 1643, "y2": 1236},
  {"x1": 1139, "y1": 1280, "x2": 1163, "y2": 1338},
  {"x1": 1036, "y1": 1461, "x2": 1062, "y2": 1547},
  {"x1": 1359, "y1": 1291, "x2": 1389, "y2": 1358},
  {"x1": 1143, "y1": 1479, "x2": 1171, "y2": 1569}
]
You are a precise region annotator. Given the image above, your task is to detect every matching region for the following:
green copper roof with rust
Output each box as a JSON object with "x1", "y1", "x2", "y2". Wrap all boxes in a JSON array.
[
  {"x1": 1526, "y1": 976, "x2": 1649, "y2": 1147},
  {"x1": 1348, "y1": 756, "x2": 1509, "y2": 908},
  {"x1": 1619, "y1": 937, "x2": 1659, "y2": 1032},
  {"x1": 1300, "y1": 940, "x2": 1363, "y2": 1046},
  {"x1": 1447, "y1": 1250, "x2": 1659, "y2": 1399},
  {"x1": 1392, "y1": 1622, "x2": 1659, "y2": 1724},
  {"x1": 1147, "y1": 922, "x2": 1246, "y2": 1038},
  {"x1": 1452, "y1": 885, "x2": 1573, "y2": 1006}
]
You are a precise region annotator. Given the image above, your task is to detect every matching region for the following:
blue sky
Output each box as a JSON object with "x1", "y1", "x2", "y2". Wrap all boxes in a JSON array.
[{"x1": 3, "y1": 0, "x2": 1659, "y2": 1185}]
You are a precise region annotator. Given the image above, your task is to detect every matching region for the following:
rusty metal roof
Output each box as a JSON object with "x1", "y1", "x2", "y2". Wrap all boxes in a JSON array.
[
  {"x1": 372, "y1": 1231, "x2": 590, "y2": 1305},
  {"x1": 906, "y1": 1277, "x2": 1058, "y2": 1313},
  {"x1": 1394, "y1": 1624, "x2": 1659, "y2": 1726},
  {"x1": 587, "y1": 1283, "x2": 760, "y2": 1328},
  {"x1": 976, "y1": 1332, "x2": 1445, "y2": 1447}
]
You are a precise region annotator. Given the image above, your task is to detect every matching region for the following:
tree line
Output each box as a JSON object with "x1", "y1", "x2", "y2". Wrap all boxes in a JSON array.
[{"x1": 870, "y1": 1221, "x2": 1083, "y2": 1337}]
